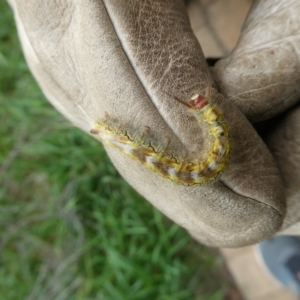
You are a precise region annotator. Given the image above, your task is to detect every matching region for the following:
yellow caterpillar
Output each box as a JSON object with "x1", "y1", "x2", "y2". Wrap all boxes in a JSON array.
[{"x1": 90, "y1": 92, "x2": 230, "y2": 186}]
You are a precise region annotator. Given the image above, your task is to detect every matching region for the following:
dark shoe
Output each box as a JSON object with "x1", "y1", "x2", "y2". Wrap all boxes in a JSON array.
[{"x1": 256, "y1": 236, "x2": 300, "y2": 298}]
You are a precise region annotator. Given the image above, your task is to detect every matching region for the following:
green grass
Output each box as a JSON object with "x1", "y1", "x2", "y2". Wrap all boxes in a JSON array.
[{"x1": 0, "y1": 1, "x2": 228, "y2": 299}]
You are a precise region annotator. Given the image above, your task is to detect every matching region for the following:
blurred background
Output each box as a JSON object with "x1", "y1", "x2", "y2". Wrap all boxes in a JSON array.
[{"x1": 0, "y1": 0, "x2": 247, "y2": 299}]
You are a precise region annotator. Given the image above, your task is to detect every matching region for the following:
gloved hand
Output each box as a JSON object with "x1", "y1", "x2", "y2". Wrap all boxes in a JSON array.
[
  {"x1": 212, "y1": 0, "x2": 300, "y2": 237},
  {"x1": 8, "y1": 0, "x2": 298, "y2": 247}
]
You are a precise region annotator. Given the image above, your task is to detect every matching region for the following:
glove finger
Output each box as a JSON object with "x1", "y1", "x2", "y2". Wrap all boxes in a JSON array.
[
  {"x1": 255, "y1": 103, "x2": 300, "y2": 234},
  {"x1": 213, "y1": 0, "x2": 300, "y2": 122}
]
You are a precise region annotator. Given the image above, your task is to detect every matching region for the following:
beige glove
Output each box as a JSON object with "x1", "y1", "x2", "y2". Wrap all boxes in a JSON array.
[
  {"x1": 213, "y1": 0, "x2": 300, "y2": 236},
  {"x1": 9, "y1": 0, "x2": 298, "y2": 247}
]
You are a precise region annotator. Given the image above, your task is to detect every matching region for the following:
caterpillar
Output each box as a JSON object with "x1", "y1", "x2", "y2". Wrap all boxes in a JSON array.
[{"x1": 90, "y1": 91, "x2": 230, "y2": 186}]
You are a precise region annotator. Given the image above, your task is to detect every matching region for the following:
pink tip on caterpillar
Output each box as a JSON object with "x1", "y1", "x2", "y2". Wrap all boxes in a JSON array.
[{"x1": 189, "y1": 95, "x2": 208, "y2": 109}]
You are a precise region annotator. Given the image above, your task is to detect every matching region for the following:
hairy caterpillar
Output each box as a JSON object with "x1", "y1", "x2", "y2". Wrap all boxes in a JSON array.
[{"x1": 90, "y1": 91, "x2": 230, "y2": 186}]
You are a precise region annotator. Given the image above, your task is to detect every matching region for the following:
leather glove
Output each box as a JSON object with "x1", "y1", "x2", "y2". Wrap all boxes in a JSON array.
[
  {"x1": 8, "y1": 0, "x2": 296, "y2": 247},
  {"x1": 213, "y1": 0, "x2": 300, "y2": 237}
]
